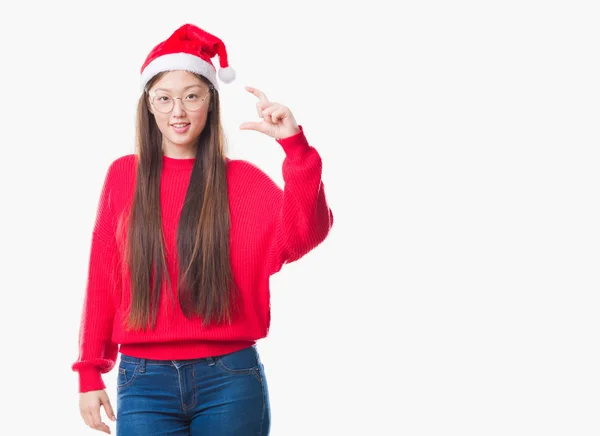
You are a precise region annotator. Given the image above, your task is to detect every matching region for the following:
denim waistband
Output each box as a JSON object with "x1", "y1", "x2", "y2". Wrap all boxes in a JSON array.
[{"x1": 119, "y1": 344, "x2": 257, "y2": 371}]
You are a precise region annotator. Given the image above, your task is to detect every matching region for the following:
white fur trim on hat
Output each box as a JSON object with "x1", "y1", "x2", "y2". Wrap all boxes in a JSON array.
[{"x1": 140, "y1": 53, "x2": 219, "y2": 91}]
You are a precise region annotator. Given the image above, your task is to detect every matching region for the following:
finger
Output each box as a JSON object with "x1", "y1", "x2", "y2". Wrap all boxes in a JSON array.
[
  {"x1": 245, "y1": 86, "x2": 269, "y2": 103},
  {"x1": 256, "y1": 101, "x2": 274, "y2": 118},
  {"x1": 260, "y1": 103, "x2": 284, "y2": 119},
  {"x1": 91, "y1": 413, "x2": 111, "y2": 434},
  {"x1": 95, "y1": 422, "x2": 111, "y2": 434},
  {"x1": 257, "y1": 101, "x2": 274, "y2": 110},
  {"x1": 102, "y1": 396, "x2": 117, "y2": 422},
  {"x1": 82, "y1": 410, "x2": 93, "y2": 428},
  {"x1": 91, "y1": 408, "x2": 105, "y2": 430},
  {"x1": 255, "y1": 102, "x2": 263, "y2": 118},
  {"x1": 269, "y1": 107, "x2": 289, "y2": 124}
]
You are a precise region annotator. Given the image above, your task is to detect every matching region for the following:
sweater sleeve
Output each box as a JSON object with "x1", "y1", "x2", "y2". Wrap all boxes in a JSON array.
[
  {"x1": 71, "y1": 161, "x2": 120, "y2": 393},
  {"x1": 269, "y1": 126, "x2": 334, "y2": 275}
]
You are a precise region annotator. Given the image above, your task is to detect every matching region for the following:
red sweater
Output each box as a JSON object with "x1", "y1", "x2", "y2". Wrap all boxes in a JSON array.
[{"x1": 72, "y1": 128, "x2": 333, "y2": 393}]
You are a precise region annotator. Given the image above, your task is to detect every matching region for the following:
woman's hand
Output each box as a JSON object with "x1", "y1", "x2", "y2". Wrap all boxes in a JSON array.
[
  {"x1": 79, "y1": 389, "x2": 116, "y2": 434},
  {"x1": 240, "y1": 86, "x2": 301, "y2": 140}
]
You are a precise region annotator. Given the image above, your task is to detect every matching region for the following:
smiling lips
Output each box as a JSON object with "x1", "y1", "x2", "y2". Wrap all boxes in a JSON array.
[{"x1": 170, "y1": 122, "x2": 190, "y2": 134}]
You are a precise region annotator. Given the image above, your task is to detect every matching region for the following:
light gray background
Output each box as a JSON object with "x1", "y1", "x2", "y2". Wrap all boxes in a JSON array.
[{"x1": 0, "y1": 1, "x2": 598, "y2": 435}]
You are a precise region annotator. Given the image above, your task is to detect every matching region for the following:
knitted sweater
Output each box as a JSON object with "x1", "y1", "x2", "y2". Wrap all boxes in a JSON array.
[{"x1": 72, "y1": 128, "x2": 333, "y2": 393}]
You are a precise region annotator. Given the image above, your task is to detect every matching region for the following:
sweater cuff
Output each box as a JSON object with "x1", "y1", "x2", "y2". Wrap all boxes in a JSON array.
[
  {"x1": 276, "y1": 125, "x2": 310, "y2": 158},
  {"x1": 78, "y1": 367, "x2": 106, "y2": 393}
]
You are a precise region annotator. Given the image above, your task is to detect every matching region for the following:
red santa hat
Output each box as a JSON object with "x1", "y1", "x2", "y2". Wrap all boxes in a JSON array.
[{"x1": 140, "y1": 23, "x2": 235, "y2": 91}]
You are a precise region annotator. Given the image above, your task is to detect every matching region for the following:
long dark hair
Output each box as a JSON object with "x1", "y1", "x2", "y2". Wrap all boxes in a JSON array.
[{"x1": 124, "y1": 72, "x2": 237, "y2": 331}]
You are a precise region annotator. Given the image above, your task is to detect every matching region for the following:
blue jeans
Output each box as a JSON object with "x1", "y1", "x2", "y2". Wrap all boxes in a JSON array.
[{"x1": 116, "y1": 345, "x2": 271, "y2": 435}]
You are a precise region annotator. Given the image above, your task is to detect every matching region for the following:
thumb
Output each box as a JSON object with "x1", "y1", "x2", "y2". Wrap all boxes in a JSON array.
[
  {"x1": 100, "y1": 393, "x2": 116, "y2": 421},
  {"x1": 239, "y1": 121, "x2": 267, "y2": 133}
]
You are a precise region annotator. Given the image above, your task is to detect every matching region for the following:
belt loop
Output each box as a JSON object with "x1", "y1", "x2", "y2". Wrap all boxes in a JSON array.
[
  {"x1": 139, "y1": 358, "x2": 147, "y2": 373},
  {"x1": 207, "y1": 357, "x2": 216, "y2": 367}
]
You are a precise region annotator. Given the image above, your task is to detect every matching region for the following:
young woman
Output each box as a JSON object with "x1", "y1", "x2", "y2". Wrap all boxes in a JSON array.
[{"x1": 72, "y1": 23, "x2": 333, "y2": 435}]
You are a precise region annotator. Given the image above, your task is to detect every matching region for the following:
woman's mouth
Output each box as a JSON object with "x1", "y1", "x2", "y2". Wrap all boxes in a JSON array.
[{"x1": 170, "y1": 123, "x2": 190, "y2": 134}]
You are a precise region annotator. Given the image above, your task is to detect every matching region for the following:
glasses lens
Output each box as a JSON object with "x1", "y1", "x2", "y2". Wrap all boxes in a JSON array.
[
  {"x1": 152, "y1": 95, "x2": 173, "y2": 113},
  {"x1": 183, "y1": 88, "x2": 211, "y2": 111},
  {"x1": 183, "y1": 98, "x2": 203, "y2": 111}
]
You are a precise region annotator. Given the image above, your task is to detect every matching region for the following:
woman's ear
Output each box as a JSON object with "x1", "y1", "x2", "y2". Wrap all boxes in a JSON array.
[
  {"x1": 147, "y1": 98, "x2": 155, "y2": 114},
  {"x1": 144, "y1": 89, "x2": 155, "y2": 114}
]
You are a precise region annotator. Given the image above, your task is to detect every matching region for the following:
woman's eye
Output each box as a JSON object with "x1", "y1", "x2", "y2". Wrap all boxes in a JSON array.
[
  {"x1": 186, "y1": 94, "x2": 199, "y2": 100},
  {"x1": 157, "y1": 96, "x2": 171, "y2": 102}
]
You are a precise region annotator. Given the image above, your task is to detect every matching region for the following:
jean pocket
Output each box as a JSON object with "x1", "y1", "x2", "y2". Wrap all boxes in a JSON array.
[
  {"x1": 215, "y1": 347, "x2": 262, "y2": 381},
  {"x1": 117, "y1": 361, "x2": 140, "y2": 389}
]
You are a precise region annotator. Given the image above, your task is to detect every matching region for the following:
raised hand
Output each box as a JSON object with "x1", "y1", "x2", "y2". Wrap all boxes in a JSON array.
[{"x1": 239, "y1": 86, "x2": 300, "y2": 140}]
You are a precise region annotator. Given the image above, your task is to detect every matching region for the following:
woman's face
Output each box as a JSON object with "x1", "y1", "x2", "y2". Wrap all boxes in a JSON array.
[{"x1": 147, "y1": 70, "x2": 212, "y2": 158}]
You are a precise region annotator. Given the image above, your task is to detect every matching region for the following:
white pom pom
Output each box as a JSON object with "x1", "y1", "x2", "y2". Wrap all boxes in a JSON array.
[{"x1": 218, "y1": 66, "x2": 236, "y2": 83}]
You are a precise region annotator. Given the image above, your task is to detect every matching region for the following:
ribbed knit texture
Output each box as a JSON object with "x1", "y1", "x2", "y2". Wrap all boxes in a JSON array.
[{"x1": 72, "y1": 127, "x2": 333, "y2": 393}]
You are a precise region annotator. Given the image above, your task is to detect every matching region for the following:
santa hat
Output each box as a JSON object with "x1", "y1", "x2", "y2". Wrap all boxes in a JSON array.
[{"x1": 140, "y1": 23, "x2": 235, "y2": 91}]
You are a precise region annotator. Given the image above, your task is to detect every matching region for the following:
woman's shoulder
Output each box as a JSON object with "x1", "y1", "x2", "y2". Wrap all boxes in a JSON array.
[
  {"x1": 104, "y1": 154, "x2": 137, "y2": 177},
  {"x1": 109, "y1": 154, "x2": 137, "y2": 170},
  {"x1": 99, "y1": 154, "x2": 137, "y2": 191}
]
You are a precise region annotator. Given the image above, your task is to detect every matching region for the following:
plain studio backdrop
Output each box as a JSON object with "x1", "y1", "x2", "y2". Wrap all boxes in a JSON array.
[{"x1": 0, "y1": 1, "x2": 598, "y2": 435}]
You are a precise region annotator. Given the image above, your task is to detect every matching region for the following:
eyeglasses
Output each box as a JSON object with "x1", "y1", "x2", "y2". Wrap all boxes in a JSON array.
[{"x1": 149, "y1": 86, "x2": 213, "y2": 113}]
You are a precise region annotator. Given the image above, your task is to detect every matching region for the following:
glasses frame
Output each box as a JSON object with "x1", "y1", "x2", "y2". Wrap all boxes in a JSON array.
[{"x1": 149, "y1": 85, "x2": 214, "y2": 114}]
